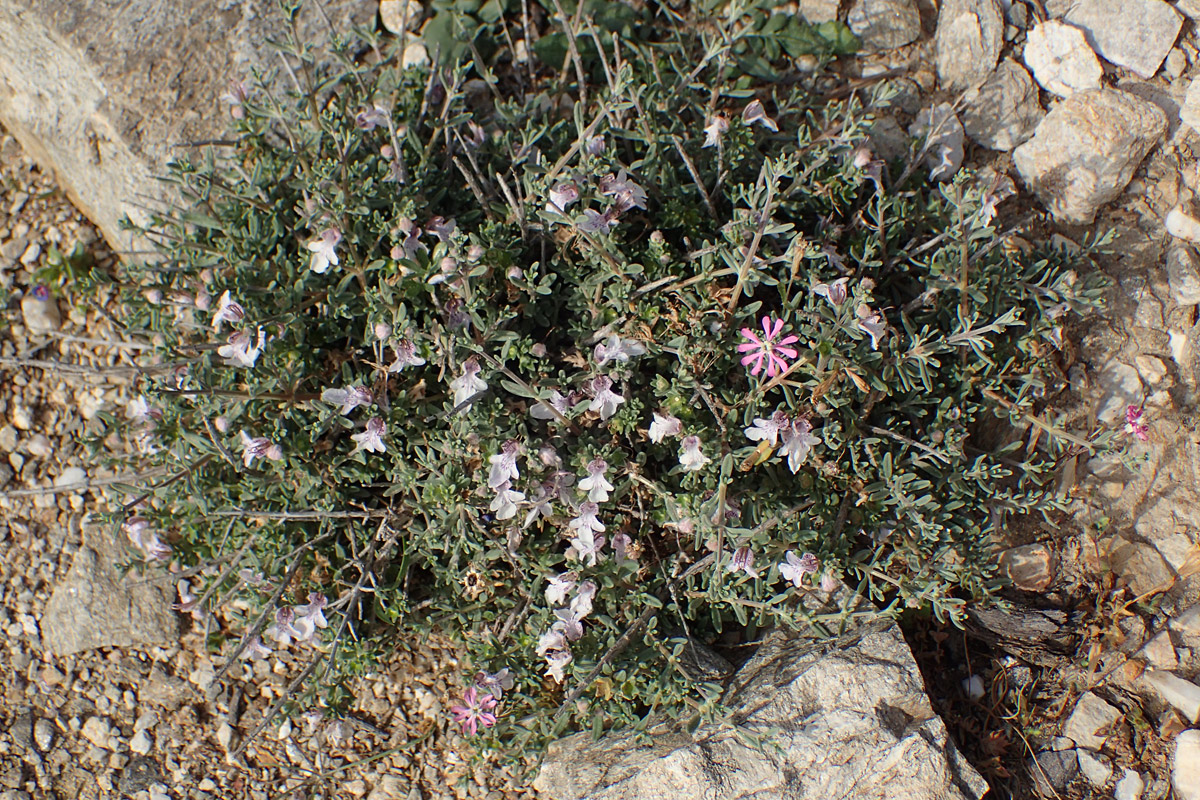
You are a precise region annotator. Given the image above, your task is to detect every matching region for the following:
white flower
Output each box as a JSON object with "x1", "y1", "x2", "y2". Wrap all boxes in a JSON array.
[
  {"x1": 744, "y1": 411, "x2": 790, "y2": 447},
  {"x1": 546, "y1": 182, "x2": 580, "y2": 214},
  {"x1": 649, "y1": 412, "x2": 682, "y2": 443},
  {"x1": 388, "y1": 339, "x2": 427, "y2": 372},
  {"x1": 569, "y1": 501, "x2": 605, "y2": 536},
  {"x1": 307, "y1": 228, "x2": 342, "y2": 274},
  {"x1": 126, "y1": 396, "x2": 160, "y2": 423},
  {"x1": 449, "y1": 359, "x2": 487, "y2": 411},
  {"x1": 531, "y1": 390, "x2": 571, "y2": 421},
  {"x1": 678, "y1": 435, "x2": 710, "y2": 472},
  {"x1": 123, "y1": 517, "x2": 171, "y2": 561},
  {"x1": 545, "y1": 573, "x2": 578, "y2": 606},
  {"x1": 218, "y1": 328, "x2": 266, "y2": 368},
  {"x1": 211, "y1": 290, "x2": 245, "y2": 331},
  {"x1": 554, "y1": 607, "x2": 585, "y2": 641},
  {"x1": 598, "y1": 170, "x2": 647, "y2": 212},
  {"x1": 702, "y1": 115, "x2": 729, "y2": 148},
  {"x1": 742, "y1": 99, "x2": 778, "y2": 131},
  {"x1": 856, "y1": 307, "x2": 887, "y2": 350},
  {"x1": 321, "y1": 386, "x2": 373, "y2": 415},
  {"x1": 242, "y1": 637, "x2": 273, "y2": 661},
  {"x1": 291, "y1": 593, "x2": 329, "y2": 642},
  {"x1": 588, "y1": 376, "x2": 625, "y2": 420},
  {"x1": 489, "y1": 482, "x2": 525, "y2": 521},
  {"x1": 578, "y1": 459, "x2": 614, "y2": 503},
  {"x1": 240, "y1": 430, "x2": 284, "y2": 468},
  {"x1": 727, "y1": 546, "x2": 759, "y2": 578},
  {"x1": 812, "y1": 277, "x2": 849, "y2": 307},
  {"x1": 593, "y1": 334, "x2": 647, "y2": 365},
  {"x1": 570, "y1": 580, "x2": 597, "y2": 619},
  {"x1": 578, "y1": 208, "x2": 617, "y2": 235},
  {"x1": 488, "y1": 440, "x2": 522, "y2": 489},
  {"x1": 779, "y1": 419, "x2": 821, "y2": 473},
  {"x1": 586, "y1": 135, "x2": 606, "y2": 155},
  {"x1": 779, "y1": 551, "x2": 820, "y2": 588},
  {"x1": 265, "y1": 608, "x2": 303, "y2": 647},
  {"x1": 569, "y1": 527, "x2": 606, "y2": 566},
  {"x1": 524, "y1": 483, "x2": 555, "y2": 529},
  {"x1": 612, "y1": 532, "x2": 633, "y2": 563},
  {"x1": 545, "y1": 649, "x2": 573, "y2": 683},
  {"x1": 350, "y1": 417, "x2": 387, "y2": 455},
  {"x1": 536, "y1": 628, "x2": 569, "y2": 657}
]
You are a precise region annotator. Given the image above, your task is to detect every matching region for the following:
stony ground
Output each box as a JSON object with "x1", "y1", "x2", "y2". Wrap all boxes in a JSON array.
[{"x1": 0, "y1": 133, "x2": 535, "y2": 800}]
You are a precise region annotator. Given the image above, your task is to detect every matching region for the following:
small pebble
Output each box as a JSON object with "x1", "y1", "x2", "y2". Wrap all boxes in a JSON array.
[
  {"x1": 33, "y1": 719, "x2": 54, "y2": 751},
  {"x1": 130, "y1": 729, "x2": 153, "y2": 756}
]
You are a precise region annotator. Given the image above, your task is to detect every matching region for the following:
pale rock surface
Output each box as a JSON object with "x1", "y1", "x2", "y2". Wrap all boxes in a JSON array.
[
  {"x1": 1182, "y1": 77, "x2": 1200, "y2": 132},
  {"x1": 935, "y1": 0, "x2": 1004, "y2": 91},
  {"x1": 1023, "y1": 21, "x2": 1103, "y2": 98},
  {"x1": 1167, "y1": 243, "x2": 1200, "y2": 306},
  {"x1": 1063, "y1": 692, "x2": 1122, "y2": 750},
  {"x1": 800, "y1": 0, "x2": 841, "y2": 22},
  {"x1": 1030, "y1": 749, "x2": 1078, "y2": 795},
  {"x1": 1144, "y1": 670, "x2": 1200, "y2": 722},
  {"x1": 1180, "y1": 0, "x2": 1200, "y2": 20},
  {"x1": 1145, "y1": 631, "x2": 1179, "y2": 669},
  {"x1": 1063, "y1": 0, "x2": 1183, "y2": 79},
  {"x1": 847, "y1": 0, "x2": 922, "y2": 50},
  {"x1": 909, "y1": 103, "x2": 965, "y2": 182},
  {"x1": 42, "y1": 520, "x2": 178, "y2": 655},
  {"x1": 1168, "y1": 208, "x2": 1200, "y2": 243},
  {"x1": 961, "y1": 59, "x2": 1043, "y2": 150},
  {"x1": 19, "y1": 293, "x2": 60, "y2": 333},
  {"x1": 534, "y1": 622, "x2": 988, "y2": 800},
  {"x1": 1175, "y1": 729, "x2": 1200, "y2": 800},
  {"x1": 1077, "y1": 749, "x2": 1114, "y2": 787},
  {"x1": 1116, "y1": 769, "x2": 1146, "y2": 800},
  {"x1": 1176, "y1": 604, "x2": 1200, "y2": 636},
  {"x1": 1094, "y1": 361, "x2": 1144, "y2": 425},
  {"x1": 1109, "y1": 540, "x2": 1173, "y2": 596},
  {"x1": 379, "y1": 0, "x2": 423, "y2": 33},
  {"x1": 1012, "y1": 89, "x2": 1166, "y2": 225},
  {"x1": 0, "y1": 0, "x2": 373, "y2": 254}
]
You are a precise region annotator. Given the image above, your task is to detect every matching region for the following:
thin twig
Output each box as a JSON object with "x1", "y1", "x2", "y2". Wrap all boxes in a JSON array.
[{"x1": 0, "y1": 468, "x2": 169, "y2": 500}]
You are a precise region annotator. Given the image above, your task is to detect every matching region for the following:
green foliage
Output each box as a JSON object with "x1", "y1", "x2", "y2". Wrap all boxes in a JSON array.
[{"x1": 98, "y1": 0, "x2": 1120, "y2": 758}]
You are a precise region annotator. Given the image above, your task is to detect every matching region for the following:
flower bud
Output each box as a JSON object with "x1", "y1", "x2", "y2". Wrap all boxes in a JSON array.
[
  {"x1": 381, "y1": 144, "x2": 394, "y2": 158},
  {"x1": 530, "y1": 343, "x2": 547, "y2": 358},
  {"x1": 467, "y1": 244, "x2": 485, "y2": 262},
  {"x1": 195, "y1": 291, "x2": 211, "y2": 311},
  {"x1": 506, "y1": 266, "x2": 524, "y2": 281},
  {"x1": 200, "y1": 268, "x2": 215, "y2": 284},
  {"x1": 374, "y1": 322, "x2": 392, "y2": 340},
  {"x1": 214, "y1": 416, "x2": 230, "y2": 433},
  {"x1": 144, "y1": 289, "x2": 163, "y2": 305},
  {"x1": 440, "y1": 256, "x2": 457, "y2": 273},
  {"x1": 266, "y1": 444, "x2": 284, "y2": 461}
]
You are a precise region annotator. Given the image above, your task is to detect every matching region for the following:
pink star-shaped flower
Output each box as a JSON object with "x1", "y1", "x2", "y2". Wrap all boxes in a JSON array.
[{"x1": 737, "y1": 316, "x2": 799, "y2": 377}]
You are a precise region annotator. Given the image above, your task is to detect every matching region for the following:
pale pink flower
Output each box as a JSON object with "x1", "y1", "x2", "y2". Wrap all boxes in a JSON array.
[
  {"x1": 211, "y1": 290, "x2": 245, "y2": 331},
  {"x1": 594, "y1": 334, "x2": 646, "y2": 365},
  {"x1": 449, "y1": 359, "x2": 487, "y2": 411},
  {"x1": 742, "y1": 99, "x2": 778, "y2": 131},
  {"x1": 570, "y1": 580, "x2": 597, "y2": 618},
  {"x1": 649, "y1": 412, "x2": 682, "y2": 443},
  {"x1": 220, "y1": 80, "x2": 249, "y2": 118},
  {"x1": 536, "y1": 627, "x2": 569, "y2": 657},
  {"x1": 488, "y1": 440, "x2": 522, "y2": 489},
  {"x1": 389, "y1": 339, "x2": 427, "y2": 372},
  {"x1": 779, "y1": 551, "x2": 819, "y2": 588},
  {"x1": 1125, "y1": 405, "x2": 1149, "y2": 442},
  {"x1": 598, "y1": 170, "x2": 647, "y2": 212},
  {"x1": 490, "y1": 482, "x2": 525, "y2": 521},
  {"x1": 779, "y1": 419, "x2": 821, "y2": 473},
  {"x1": 126, "y1": 396, "x2": 162, "y2": 423},
  {"x1": 546, "y1": 182, "x2": 580, "y2": 214},
  {"x1": 473, "y1": 669, "x2": 514, "y2": 701},
  {"x1": 727, "y1": 546, "x2": 760, "y2": 578},
  {"x1": 553, "y1": 607, "x2": 585, "y2": 641},
  {"x1": 307, "y1": 228, "x2": 342, "y2": 274},
  {"x1": 585, "y1": 135, "x2": 606, "y2": 155},
  {"x1": 703, "y1": 115, "x2": 729, "y2": 148},
  {"x1": 355, "y1": 104, "x2": 390, "y2": 130},
  {"x1": 321, "y1": 386, "x2": 373, "y2": 415},
  {"x1": 242, "y1": 636, "x2": 273, "y2": 661},
  {"x1": 612, "y1": 532, "x2": 633, "y2": 563},
  {"x1": 578, "y1": 208, "x2": 617, "y2": 235},
  {"x1": 531, "y1": 390, "x2": 571, "y2": 421},
  {"x1": 545, "y1": 649, "x2": 573, "y2": 683},
  {"x1": 588, "y1": 376, "x2": 625, "y2": 420},
  {"x1": 856, "y1": 307, "x2": 887, "y2": 350},
  {"x1": 578, "y1": 459, "x2": 613, "y2": 503},
  {"x1": 426, "y1": 216, "x2": 456, "y2": 242},
  {"x1": 292, "y1": 593, "x2": 329, "y2": 642},
  {"x1": 744, "y1": 411, "x2": 790, "y2": 447},
  {"x1": 218, "y1": 328, "x2": 266, "y2": 368},
  {"x1": 240, "y1": 430, "x2": 283, "y2": 467},
  {"x1": 738, "y1": 316, "x2": 799, "y2": 377},
  {"x1": 123, "y1": 517, "x2": 171, "y2": 561},
  {"x1": 812, "y1": 278, "x2": 849, "y2": 307},
  {"x1": 545, "y1": 573, "x2": 578, "y2": 605},
  {"x1": 351, "y1": 417, "x2": 387, "y2": 455},
  {"x1": 265, "y1": 607, "x2": 303, "y2": 647},
  {"x1": 524, "y1": 483, "x2": 555, "y2": 529},
  {"x1": 449, "y1": 687, "x2": 498, "y2": 736},
  {"x1": 678, "y1": 435, "x2": 709, "y2": 472}
]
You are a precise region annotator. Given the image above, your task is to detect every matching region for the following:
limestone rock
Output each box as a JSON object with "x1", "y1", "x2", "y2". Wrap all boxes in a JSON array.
[
  {"x1": 1109, "y1": 540, "x2": 1173, "y2": 596},
  {"x1": 1031, "y1": 749, "x2": 1078, "y2": 796},
  {"x1": 1116, "y1": 769, "x2": 1145, "y2": 800},
  {"x1": 1175, "y1": 729, "x2": 1200, "y2": 800},
  {"x1": 0, "y1": 0, "x2": 373, "y2": 254},
  {"x1": 42, "y1": 521, "x2": 178, "y2": 655},
  {"x1": 962, "y1": 59, "x2": 1043, "y2": 150},
  {"x1": 800, "y1": 0, "x2": 840, "y2": 22},
  {"x1": 1167, "y1": 243, "x2": 1200, "y2": 306},
  {"x1": 1176, "y1": 604, "x2": 1200, "y2": 636},
  {"x1": 534, "y1": 622, "x2": 988, "y2": 800},
  {"x1": 1063, "y1": 692, "x2": 1122, "y2": 750},
  {"x1": 19, "y1": 292, "x2": 60, "y2": 334},
  {"x1": 847, "y1": 0, "x2": 922, "y2": 51},
  {"x1": 1063, "y1": 0, "x2": 1183, "y2": 79},
  {"x1": 1094, "y1": 360, "x2": 1144, "y2": 425},
  {"x1": 1023, "y1": 21, "x2": 1104, "y2": 98},
  {"x1": 1013, "y1": 89, "x2": 1166, "y2": 225},
  {"x1": 1182, "y1": 77, "x2": 1200, "y2": 131},
  {"x1": 1144, "y1": 670, "x2": 1200, "y2": 723},
  {"x1": 909, "y1": 103, "x2": 965, "y2": 182},
  {"x1": 379, "y1": 0, "x2": 423, "y2": 33},
  {"x1": 935, "y1": 0, "x2": 1004, "y2": 92},
  {"x1": 1078, "y1": 749, "x2": 1114, "y2": 787}
]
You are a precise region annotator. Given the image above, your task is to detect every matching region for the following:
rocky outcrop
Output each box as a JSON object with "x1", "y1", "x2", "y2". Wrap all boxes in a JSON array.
[{"x1": 0, "y1": 1, "x2": 373, "y2": 256}]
